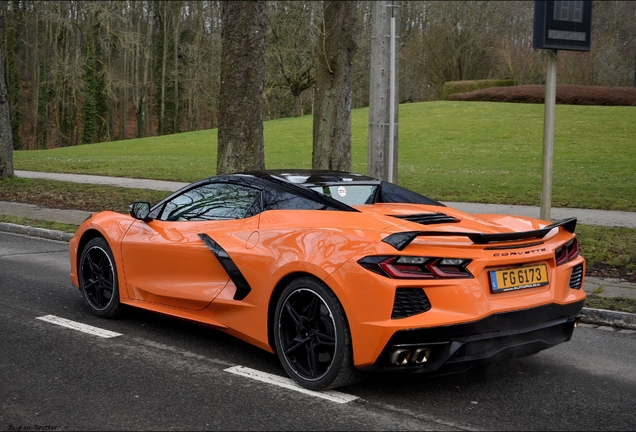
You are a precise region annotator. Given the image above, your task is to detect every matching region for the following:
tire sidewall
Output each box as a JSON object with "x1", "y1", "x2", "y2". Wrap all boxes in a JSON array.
[
  {"x1": 273, "y1": 277, "x2": 350, "y2": 390},
  {"x1": 79, "y1": 237, "x2": 121, "y2": 318}
]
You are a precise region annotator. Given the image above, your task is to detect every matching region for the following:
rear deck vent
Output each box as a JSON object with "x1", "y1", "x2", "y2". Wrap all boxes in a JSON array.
[
  {"x1": 392, "y1": 288, "x2": 431, "y2": 319},
  {"x1": 390, "y1": 213, "x2": 459, "y2": 225},
  {"x1": 569, "y1": 264, "x2": 584, "y2": 289}
]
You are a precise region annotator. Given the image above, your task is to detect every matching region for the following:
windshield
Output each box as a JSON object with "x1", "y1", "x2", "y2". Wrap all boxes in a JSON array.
[{"x1": 310, "y1": 185, "x2": 378, "y2": 205}]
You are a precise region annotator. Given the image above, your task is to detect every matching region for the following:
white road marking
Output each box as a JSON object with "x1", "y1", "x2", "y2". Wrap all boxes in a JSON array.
[
  {"x1": 36, "y1": 315, "x2": 122, "y2": 338},
  {"x1": 224, "y1": 365, "x2": 359, "y2": 404}
]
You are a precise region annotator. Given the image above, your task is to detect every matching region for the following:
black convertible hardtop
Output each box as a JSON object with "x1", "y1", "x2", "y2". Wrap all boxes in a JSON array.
[
  {"x1": 246, "y1": 170, "x2": 445, "y2": 207},
  {"x1": 149, "y1": 170, "x2": 444, "y2": 218}
]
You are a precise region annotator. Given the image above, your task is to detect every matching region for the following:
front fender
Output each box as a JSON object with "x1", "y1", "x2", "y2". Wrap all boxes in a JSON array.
[{"x1": 69, "y1": 211, "x2": 137, "y2": 296}]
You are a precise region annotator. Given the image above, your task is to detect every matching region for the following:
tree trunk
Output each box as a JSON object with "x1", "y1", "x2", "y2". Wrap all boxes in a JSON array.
[
  {"x1": 160, "y1": 1, "x2": 168, "y2": 135},
  {"x1": 122, "y1": 37, "x2": 128, "y2": 141},
  {"x1": 173, "y1": 6, "x2": 180, "y2": 134},
  {"x1": 137, "y1": 2, "x2": 153, "y2": 138},
  {"x1": 133, "y1": 1, "x2": 142, "y2": 138},
  {"x1": 31, "y1": 6, "x2": 40, "y2": 150},
  {"x1": 217, "y1": 1, "x2": 266, "y2": 174},
  {"x1": 192, "y1": 2, "x2": 203, "y2": 131},
  {"x1": 312, "y1": 0, "x2": 358, "y2": 171},
  {"x1": 294, "y1": 93, "x2": 301, "y2": 117},
  {"x1": 0, "y1": 15, "x2": 14, "y2": 178}
]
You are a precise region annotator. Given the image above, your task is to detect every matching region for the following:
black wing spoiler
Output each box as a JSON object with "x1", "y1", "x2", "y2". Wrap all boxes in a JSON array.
[{"x1": 382, "y1": 217, "x2": 577, "y2": 251}]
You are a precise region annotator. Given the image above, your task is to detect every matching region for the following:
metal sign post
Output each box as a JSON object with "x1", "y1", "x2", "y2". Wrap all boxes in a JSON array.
[
  {"x1": 368, "y1": 1, "x2": 399, "y2": 184},
  {"x1": 540, "y1": 49, "x2": 558, "y2": 220},
  {"x1": 388, "y1": 9, "x2": 396, "y2": 183},
  {"x1": 533, "y1": 1, "x2": 592, "y2": 220}
]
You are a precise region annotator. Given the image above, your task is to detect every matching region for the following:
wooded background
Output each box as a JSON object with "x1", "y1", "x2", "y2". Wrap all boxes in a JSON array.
[{"x1": 2, "y1": 0, "x2": 635, "y2": 150}]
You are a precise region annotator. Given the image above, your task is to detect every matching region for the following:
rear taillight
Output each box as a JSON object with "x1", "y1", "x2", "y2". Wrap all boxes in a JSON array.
[
  {"x1": 358, "y1": 256, "x2": 473, "y2": 279},
  {"x1": 555, "y1": 238, "x2": 580, "y2": 266}
]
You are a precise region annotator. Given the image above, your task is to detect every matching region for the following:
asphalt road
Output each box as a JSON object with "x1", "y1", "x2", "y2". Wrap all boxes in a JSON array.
[{"x1": 1, "y1": 231, "x2": 635, "y2": 431}]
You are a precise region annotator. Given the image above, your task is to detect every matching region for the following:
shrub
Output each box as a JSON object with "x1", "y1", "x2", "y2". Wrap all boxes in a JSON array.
[
  {"x1": 442, "y1": 79, "x2": 516, "y2": 100},
  {"x1": 448, "y1": 84, "x2": 636, "y2": 106}
]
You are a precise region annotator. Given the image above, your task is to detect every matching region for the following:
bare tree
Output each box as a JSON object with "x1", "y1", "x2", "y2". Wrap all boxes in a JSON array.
[
  {"x1": 424, "y1": 2, "x2": 495, "y2": 88},
  {"x1": 0, "y1": 15, "x2": 14, "y2": 177},
  {"x1": 312, "y1": 0, "x2": 358, "y2": 171},
  {"x1": 217, "y1": 1, "x2": 266, "y2": 174},
  {"x1": 352, "y1": 1, "x2": 373, "y2": 108},
  {"x1": 134, "y1": 1, "x2": 154, "y2": 138},
  {"x1": 266, "y1": 1, "x2": 319, "y2": 118},
  {"x1": 2, "y1": 1, "x2": 634, "y2": 150}
]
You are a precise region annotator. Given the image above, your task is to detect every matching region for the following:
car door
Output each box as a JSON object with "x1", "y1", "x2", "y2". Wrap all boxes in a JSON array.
[{"x1": 120, "y1": 182, "x2": 261, "y2": 311}]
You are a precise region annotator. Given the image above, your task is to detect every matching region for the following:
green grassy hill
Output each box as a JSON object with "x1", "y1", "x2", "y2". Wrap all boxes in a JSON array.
[{"x1": 13, "y1": 101, "x2": 636, "y2": 211}]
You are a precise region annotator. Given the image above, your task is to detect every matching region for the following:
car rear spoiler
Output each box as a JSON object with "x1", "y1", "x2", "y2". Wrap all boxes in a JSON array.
[{"x1": 382, "y1": 217, "x2": 577, "y2": 251}]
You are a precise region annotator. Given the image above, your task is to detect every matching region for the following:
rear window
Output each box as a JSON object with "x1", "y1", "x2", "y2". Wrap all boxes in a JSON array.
[{"x1": 310, "y1": 185, "x2": 378, "y2": 205}]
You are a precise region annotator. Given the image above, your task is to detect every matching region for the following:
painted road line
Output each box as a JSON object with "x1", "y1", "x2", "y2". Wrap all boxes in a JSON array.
[
  {"x1": 224, "y1": 365, "x2": 359, "y2": 404},
  {"x1": 36, "y1": 315, "x2": 122, "y2": 338}
]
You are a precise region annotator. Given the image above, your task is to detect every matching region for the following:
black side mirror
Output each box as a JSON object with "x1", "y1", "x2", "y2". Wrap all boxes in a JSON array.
[{"x1": 129, "y1": 202, "x2": 152, "y2": 222}]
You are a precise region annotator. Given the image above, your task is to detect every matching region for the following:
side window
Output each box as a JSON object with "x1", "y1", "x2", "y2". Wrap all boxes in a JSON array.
[
  {"x1": 261, "y1": 188, "x2": 329, "y2": 211},
  {"x1": 158, "y1": 183, "x2": 261, "y2": 221}
]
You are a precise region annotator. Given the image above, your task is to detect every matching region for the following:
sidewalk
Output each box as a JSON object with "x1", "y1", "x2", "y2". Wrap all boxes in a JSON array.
[
  {"x1": 2, "y1": 170, "x2": 636, "y2": 329},
  {"x1": 16, "y1": 170, "x2": 190, "y2": 192},
  {"x1": 15, "y1": 170, "x2": 636, "y2": 229}
]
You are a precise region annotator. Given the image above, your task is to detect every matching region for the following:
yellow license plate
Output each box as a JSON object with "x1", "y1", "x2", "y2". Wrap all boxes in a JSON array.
[{"x1": 489, "y1": 264, "x2": 549, "y2": 293}]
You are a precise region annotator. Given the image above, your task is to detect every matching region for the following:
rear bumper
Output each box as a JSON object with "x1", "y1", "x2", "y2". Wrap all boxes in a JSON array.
[{"x1": 362, "y1": 301, "x2": 584, "y2": 373}]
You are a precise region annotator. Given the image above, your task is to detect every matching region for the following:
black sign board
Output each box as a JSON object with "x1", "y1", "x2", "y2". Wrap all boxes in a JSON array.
[{"x1": 533, "y1": 1, "x2": 592, "y2": 51}]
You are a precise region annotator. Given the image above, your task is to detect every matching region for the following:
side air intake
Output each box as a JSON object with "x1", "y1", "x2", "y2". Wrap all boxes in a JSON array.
[
  {"x1": 392, "y1": 288, "x2": 431, "y2": 319},
  {"x1": 569, "y1": 264, "x2": 584, "y2": 289}
]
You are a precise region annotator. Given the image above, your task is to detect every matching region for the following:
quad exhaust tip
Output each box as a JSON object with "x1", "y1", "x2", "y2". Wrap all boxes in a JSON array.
[{"x1": 390, "y1": 348, "x2": 431, "y2": 365}]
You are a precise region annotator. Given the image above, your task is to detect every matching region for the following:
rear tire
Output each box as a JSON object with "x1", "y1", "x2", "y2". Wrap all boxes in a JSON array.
[
  {"x1": 79, "y1": 237, "x2": 122, "y2": 318},
  {"x1": 273, "y1": 277, "x2": 365, "y2": 390}
]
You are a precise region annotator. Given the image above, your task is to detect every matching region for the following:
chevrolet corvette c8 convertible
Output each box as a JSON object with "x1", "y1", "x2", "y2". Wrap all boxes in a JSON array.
[{"x1": 69, "y1": 170, "x2": 586, "y2": 390}]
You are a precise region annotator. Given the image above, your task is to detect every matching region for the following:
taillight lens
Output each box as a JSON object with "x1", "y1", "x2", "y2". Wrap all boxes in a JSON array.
[
  {"x1": 358, "y1": 256, "x2": 473, "y2": 279},
  {"x1": 555, "y1": 238, "x2": 580, "y2": 266}
]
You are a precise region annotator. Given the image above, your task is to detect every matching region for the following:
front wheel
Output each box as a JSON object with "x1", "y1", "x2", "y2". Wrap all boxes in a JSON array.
[
  {"x1": 273, "y1": 277, "x2": 364, "y2": 390},
  {"x1": 78, "y1": 237, "x2": 122, "y2": 318}
]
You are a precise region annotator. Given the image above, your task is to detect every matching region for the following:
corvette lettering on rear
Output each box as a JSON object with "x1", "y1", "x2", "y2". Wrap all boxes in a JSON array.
[{"x1": 493, "y1": 248, "x2": 546, "y2": 257}]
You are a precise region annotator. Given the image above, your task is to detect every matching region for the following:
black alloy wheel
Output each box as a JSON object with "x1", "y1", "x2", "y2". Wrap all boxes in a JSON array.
[
  {"x1": 273, "y1": 277, "x2": 363, "y2": 390},
  {"x1": 79, "y1": 237, "x2": 121, "y2": 318}
]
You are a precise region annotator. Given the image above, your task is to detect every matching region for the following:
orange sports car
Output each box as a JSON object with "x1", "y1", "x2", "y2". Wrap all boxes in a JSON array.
[{"x1": 69, "y1": 170, "x2": 586, "y2": 390}]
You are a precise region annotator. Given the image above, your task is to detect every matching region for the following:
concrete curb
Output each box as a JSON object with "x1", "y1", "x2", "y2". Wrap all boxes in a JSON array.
[
  {"x1": 0, "y1": 222, "x2": 74, "y2": 242},
  {"x1": 2, "y1": 222, "x2": 635, "y2": 330},
  {"x1": 578, "y1": 308, "x2": 636, "y2": 330}
]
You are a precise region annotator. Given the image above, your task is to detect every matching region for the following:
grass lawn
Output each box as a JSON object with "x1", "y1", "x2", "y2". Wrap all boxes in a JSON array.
[
  {"x1": 6, "y1": 100, "x2": 636, "y2": 312},
  {"x1": 0, "y1": 178, "x2": 170, "y2": 213},
  {"x1": 1, "y1": 176, "x2": 634, "y2": 313},
  {"x1": 583, "y1": 296, "x2": 636, "y2": 314},
  {"x1": 13, "y1": 101, "x2": 636, "y2": 211},
  {"x1": 1, "y1": 177, "x2": 634, "y2": 281},
  {"x1": 0, "y1": 215, "x2": 78, "y2": 233}
]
